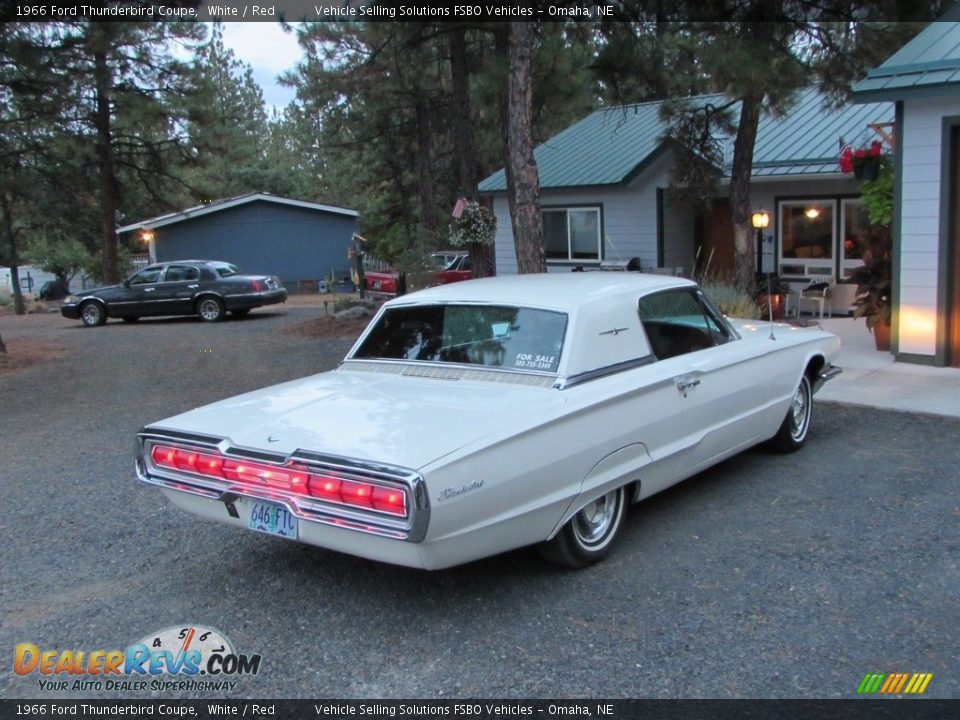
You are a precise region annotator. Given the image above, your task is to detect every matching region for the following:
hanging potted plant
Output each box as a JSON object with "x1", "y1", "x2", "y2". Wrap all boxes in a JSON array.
[{"x1": 839, "y1": 139, "x2": 884, "y2": 181}]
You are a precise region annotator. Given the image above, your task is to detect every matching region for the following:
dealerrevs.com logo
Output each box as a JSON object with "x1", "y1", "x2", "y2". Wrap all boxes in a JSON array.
[{"x1": 14, "y1": 625, "x2": 261, "y2": 693}]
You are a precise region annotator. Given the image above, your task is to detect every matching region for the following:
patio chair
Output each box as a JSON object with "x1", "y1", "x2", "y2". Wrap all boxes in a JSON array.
[{"x1": 795, "y1": 280, "x2": 832, "y2": 320}]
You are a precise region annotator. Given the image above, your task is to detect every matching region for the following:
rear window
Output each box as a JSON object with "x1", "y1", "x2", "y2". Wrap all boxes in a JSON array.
[
  {"x1": 352, "y1": 304, "x2": 567, "y2": 373},
  {"x1": 210, "y1": 262, "x2": 239, "y2": 278}
]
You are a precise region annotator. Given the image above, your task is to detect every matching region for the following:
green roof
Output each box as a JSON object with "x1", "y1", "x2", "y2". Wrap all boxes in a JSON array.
[
  {"x1": 479, "y1": 87, "x2": 892, "y2": 193},
  {"x1": 852, "y1": 13, "x2": 960, "y2": 100}
]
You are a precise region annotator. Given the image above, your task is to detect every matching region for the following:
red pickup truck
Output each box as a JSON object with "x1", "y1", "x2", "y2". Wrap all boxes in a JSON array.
[{"x1": 364, "y1": 252, "x2": 473, "y2": 298}]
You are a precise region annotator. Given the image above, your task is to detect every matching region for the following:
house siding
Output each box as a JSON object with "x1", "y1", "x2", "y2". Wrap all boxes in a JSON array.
[
  {"x1": 149, "y1": 200, "x2": 358, "y2": 288},
  {"x1": 491, "y1": 153, "x2": 690, "y2": 274},
  {"x1": 898, "y1": 96, "x2": 950, "y2": 357}
]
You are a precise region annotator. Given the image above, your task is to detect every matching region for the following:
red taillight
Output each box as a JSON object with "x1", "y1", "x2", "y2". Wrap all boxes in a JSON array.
[
  {"x1": 372, "y1": 486, "x2": 406, "y2": 514},
  {"x1": 152, "y1": 446, "x2": 177, "y2": 468},
  {"x1": 149, "y1": 444, "x2": 406, "y2": 517},
  {"x1": 251, "y1": 279, "x2": 266, "y2": 291},
  {"x1": 340, "y1": 480, "x2": 374, "y2": 508},
  {"x1": 307, "y1": 475, "x2": 341, "y2": 501},
  {"x1": 174, "y1": 449, "x2": 199, "y2": 471},
  {"x1": 197, "y1": 454, "x2": 223, "y2": 475}
]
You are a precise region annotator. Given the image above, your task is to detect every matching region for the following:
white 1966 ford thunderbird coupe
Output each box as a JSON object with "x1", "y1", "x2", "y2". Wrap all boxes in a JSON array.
[{"x1": 136, "y1": 273, "x2": 841, "y2": 570}]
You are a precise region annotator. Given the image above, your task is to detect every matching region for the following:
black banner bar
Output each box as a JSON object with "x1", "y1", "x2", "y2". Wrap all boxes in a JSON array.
[
  {"x1": 0, "y1": 1, "x2": 615, "y2": 24},
  {"x1": 1, "y1": 700, "x2": 957, "y2": 720}
]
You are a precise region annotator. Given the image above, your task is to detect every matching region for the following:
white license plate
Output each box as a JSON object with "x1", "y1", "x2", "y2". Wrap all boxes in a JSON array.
[
  {"x1": 372, "y1": 280, "x2": 382, "y2": 290},
  {"x1": 248, "y1": 500, "x2": 298, "y2": 539}
]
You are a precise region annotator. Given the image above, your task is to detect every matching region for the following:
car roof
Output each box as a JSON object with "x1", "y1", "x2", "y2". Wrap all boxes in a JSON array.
[{"x1": 386, "y1": 272, "x2": 696, "y2": 312}]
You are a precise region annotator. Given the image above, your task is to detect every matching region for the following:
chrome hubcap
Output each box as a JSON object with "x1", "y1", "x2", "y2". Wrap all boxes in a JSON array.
[
  {"x1": 573, "y1": 490, "x2": 619, "y2": 547},
  {"x1": 82, "y1": 305, "x2": 100, "y2": 324},
  {"x1": 789, "y1": 381, "x2": 810, "y2": 440},
  {"x1": 199, "y1": 300, "x2": 219, "y2": 320}
]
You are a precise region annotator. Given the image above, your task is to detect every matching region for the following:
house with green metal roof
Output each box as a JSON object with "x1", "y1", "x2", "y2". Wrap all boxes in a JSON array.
[
  {"x1": 479, "y1": 86, "x2": 893, "y2": 314},
  {"x1": 852, "y1": 12, "x2": 960, "y2": 367}
]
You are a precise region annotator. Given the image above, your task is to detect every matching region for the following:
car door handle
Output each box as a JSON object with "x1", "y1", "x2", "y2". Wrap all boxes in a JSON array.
[
  {"x1": 188, "y1": 284, "x2": 199, "y2": 289},
  {"x1": 144, "y1": 288, "x2": 156, "y2": 292},
  {"x1": 676, "y1": 378, "x2": 701, "y2": 393}
]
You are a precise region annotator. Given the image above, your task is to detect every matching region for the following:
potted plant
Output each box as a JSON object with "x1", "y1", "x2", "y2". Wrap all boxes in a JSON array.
[
  {"x1": 839, "y1": 139, "x2": 884, "y2": 181},
  {"x1": 849, "y1": 233, "x2": 892, "y2": 351},
  {"x1": 754, "y1": 273, "x2": 789, "y2": 320}
]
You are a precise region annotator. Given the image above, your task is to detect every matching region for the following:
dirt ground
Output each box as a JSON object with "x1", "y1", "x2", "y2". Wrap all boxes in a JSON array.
[{"x1": 0, "y1": 293, "x2": 377, "y2": 374}]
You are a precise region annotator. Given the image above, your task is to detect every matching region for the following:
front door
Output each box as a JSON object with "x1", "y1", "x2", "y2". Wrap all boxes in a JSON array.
[
  {"x1": 118, "y1": 266, "x2": 164, "y2": 317},
  {"x1": 699, "y1": 199, "x2": 735, "y2": 279}
]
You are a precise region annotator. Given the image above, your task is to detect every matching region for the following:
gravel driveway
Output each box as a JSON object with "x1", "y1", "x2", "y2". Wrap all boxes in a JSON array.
[{"x1": 1, "y1": 305, "x2": 958, "y2": 699}]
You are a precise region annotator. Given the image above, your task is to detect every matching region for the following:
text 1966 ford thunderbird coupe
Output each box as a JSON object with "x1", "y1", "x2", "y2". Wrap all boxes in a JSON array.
[{"x1": 136, "y1": 274, "x2": 841, "y2": 570}]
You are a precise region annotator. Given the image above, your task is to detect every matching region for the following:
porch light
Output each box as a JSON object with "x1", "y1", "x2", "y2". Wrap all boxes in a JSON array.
[
  {"x1": 752, "y1": 210, "x2": 770, "y2": 274},
  {"x1": 141, "y1": 229, "x2": 155, "y2": 244},
  {"x1": 805, "y1": 207, "x2": 821, "y2": 220},
  {"x1": 751, "y1": 210, "x2": 770, "y2": 229}
]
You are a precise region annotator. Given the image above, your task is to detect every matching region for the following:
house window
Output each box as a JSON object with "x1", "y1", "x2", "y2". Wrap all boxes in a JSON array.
[
  {"x1": 778, "y1": 200, "x2": 835, "y2": 278},
  {"x1": 543, "y1": 207, "x2": 601, "y2": 262},
  {"x1": 840, "y1": 199, "x2": 869, "y2": 279}
]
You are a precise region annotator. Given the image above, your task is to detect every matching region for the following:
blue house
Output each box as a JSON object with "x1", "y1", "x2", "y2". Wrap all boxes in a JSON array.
[{"x1": 118, "y1": 193, "x2": 359, "y2": 290}]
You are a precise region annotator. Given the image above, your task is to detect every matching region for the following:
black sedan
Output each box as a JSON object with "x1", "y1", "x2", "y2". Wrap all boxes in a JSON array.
[{"x1": 60, "y1": 260, "x2": 287, "y2": 327}]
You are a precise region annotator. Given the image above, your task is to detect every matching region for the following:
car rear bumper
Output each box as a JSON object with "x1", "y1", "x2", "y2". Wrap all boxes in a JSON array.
[{"x1": 226, "y1": 288, "x2": 287, "y2": 310}]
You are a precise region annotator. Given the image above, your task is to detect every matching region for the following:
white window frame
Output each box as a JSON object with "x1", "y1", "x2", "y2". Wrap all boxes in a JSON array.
[
  {"x1": 542, "y1": 206, "x2": 602, "y2": 264},
  {"x1": 840, "y1": 198, "x2": 868, "y2": 280},
  {"x1": 777, "y1": 199, "x2": 836, "y2": 279}
]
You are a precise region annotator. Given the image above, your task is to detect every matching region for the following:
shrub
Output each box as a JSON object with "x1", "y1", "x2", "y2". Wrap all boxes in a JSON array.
[{"x1": 699, "y1": 280, "x2": 761, "y2": 319}]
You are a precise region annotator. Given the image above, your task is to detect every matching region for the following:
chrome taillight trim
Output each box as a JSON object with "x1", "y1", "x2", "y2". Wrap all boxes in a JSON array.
[{"x1": 136, "y1": 429, "x2": 429, "y2": 542}]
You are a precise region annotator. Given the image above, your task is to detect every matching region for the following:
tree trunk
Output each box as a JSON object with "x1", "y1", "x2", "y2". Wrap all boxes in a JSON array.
[
  {"x1": 729, "y1": 90, "x2": 763, "y2": 293},
  {"x1": 0, "y1": 192, "x2": 26, "y2": 315},
  {"x1": 506, "y1": 22, "x2": 545, "y2": 275},
  {"x1": 449, "y1": 26, "x2": 490, "y2": 278},
  {"x1": 0, "y1": 332, "x2": 6, "y2": 355},
  {"x1": 415, "y1": 90, "x2": 437, "y2": 238},
  {"x1": 93, "y1": 44, "x2": 120, "y2": 283}
]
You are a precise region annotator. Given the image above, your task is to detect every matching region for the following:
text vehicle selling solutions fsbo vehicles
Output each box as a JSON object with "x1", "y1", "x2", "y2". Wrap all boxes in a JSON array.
[{"x1": 136, "y1": 274, "x2": 841, "y2": 569}]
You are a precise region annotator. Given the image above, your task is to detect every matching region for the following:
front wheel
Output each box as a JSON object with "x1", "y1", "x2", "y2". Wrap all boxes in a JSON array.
[
  {"x1": 197, "y1": 296, "x2": 226, "y2": 322},
  {"x1": 537, "y1": 485, "x2": 627, "y2": 569},
  {"x1": 80, "y1": 301, "x2": 106, "y2": 327},
  {"x1": 770, "y1": 374, "x2": 812, "y2": 453}
]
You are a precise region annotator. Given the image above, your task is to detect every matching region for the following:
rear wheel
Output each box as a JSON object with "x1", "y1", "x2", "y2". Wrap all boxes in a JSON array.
[
  {"x1": 197, "y1": 296, "x2": 226, "y2": 322},
  {"x1": 770, "y1": 374, "x2": 812, "y2": 452},
  {"x1": 537, "y1": 486, "x2": 627, "y2": 569},
  {"x1": 80, "y1": 301, "x2": 106, "y2": 327}
]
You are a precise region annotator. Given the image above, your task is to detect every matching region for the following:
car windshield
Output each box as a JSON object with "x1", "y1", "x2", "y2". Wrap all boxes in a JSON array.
[
  {"x1": 427, "y1": 254, "x2": 458, "y2": 269},
  {"x1": 352, "y1": 304, "x2": 567, "y2": 373},
  {"x1": 210, "y1": 262, "x2": 239, "y2": 278}
]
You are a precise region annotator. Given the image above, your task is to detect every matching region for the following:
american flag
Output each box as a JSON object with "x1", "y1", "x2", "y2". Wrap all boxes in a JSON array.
[{"x1": 451, "y1": 196, "x2": 468, "y2": 219}]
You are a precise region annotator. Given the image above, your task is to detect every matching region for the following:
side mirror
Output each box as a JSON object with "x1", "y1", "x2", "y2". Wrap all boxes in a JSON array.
[{"x1": 122, "y1": 278, "x2": 132, "y2": 288}]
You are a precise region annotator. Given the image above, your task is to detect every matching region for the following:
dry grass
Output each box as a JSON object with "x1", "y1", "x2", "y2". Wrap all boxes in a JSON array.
[
  {"x1": 0, "y1": 340, "x2": 65, "y2": 375},
  {"x1": 281, "y1": 315, "x2": 369, "y2": 341}
]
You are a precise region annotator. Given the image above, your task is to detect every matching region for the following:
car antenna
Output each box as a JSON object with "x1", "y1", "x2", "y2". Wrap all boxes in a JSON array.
[{"x1": 766, "y1": 273, "x2": 777, "y2": 341}]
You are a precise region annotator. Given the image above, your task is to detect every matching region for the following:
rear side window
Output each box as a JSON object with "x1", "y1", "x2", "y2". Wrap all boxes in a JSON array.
[
  {"x1": 163, "y1": 265, "x2": 200, "y2": 282},
  {"x1": 639, "y1": 290, "x2": 729, "y2": 360},
  {"x1": 210, "y1": 263, "x2": 239, "y2": 278},
  {"x1": 353, "y1": 304, "x2": 568, "y2": 373}
]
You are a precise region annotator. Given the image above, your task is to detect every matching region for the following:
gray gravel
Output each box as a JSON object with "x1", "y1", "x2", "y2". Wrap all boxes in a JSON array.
[{"x1": 1, "y1": 307, "x2": 958, "y2": 700}]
